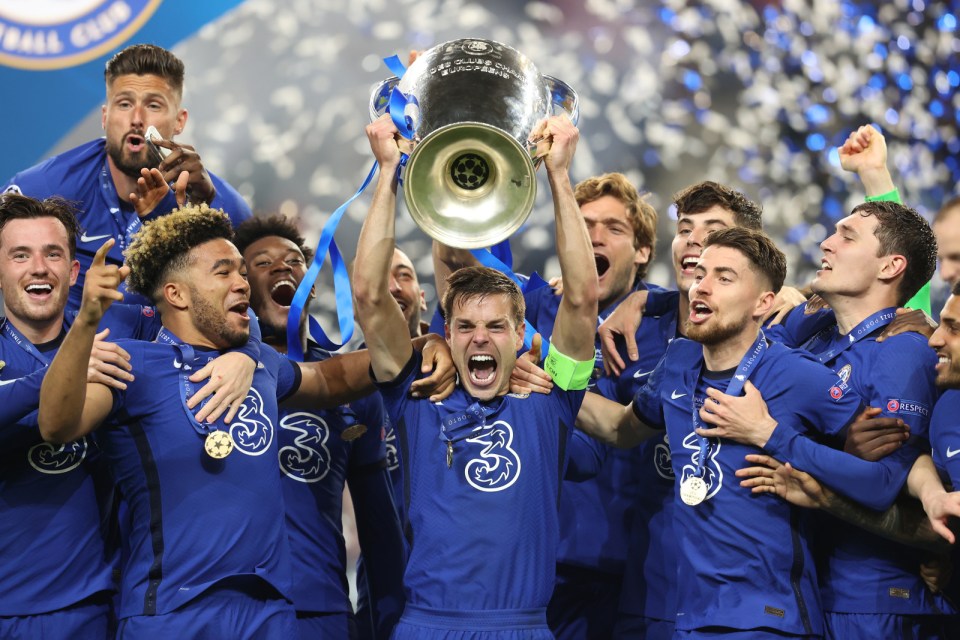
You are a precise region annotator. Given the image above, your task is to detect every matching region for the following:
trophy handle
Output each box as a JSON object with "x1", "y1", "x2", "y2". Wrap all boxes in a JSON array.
[
  {"x1": 369, "y1": 76, "x2": 400, "y2": 121},
  {"x1": 544, "y1": 75, "x2": 579, "y2": 126}
]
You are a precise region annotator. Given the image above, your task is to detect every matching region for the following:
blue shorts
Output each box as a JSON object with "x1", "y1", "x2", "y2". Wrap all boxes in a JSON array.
[
  {"x1": 390, "y1": 604, "x2": 552, "y2": 640},
  {"x1": 613, "y1": 613, "x2": 675, "y2": 639},
  {"x1": 117, "y1": 581, "x2": 296, "y2": 640},
  {"x1": 0, "y1": 594, "x2": 111, "y2": 640},
  {"x1": 674, "y1": 628, "x2": 819, "y2": 639},
  {"x1": 296, "y1": 611, "x2": 356, "y2": 638},
  {"x1": 547, "y1": 563, "x2": 623, "y2": 639},
  {"x1": 823, "y1": 612, "x2": 948, "y2": 640}
]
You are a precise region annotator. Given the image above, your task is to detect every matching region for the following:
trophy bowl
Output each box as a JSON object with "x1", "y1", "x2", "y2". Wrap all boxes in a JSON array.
[{"x1": 370, "y1": 39, "x2": 579, "y2": 249}]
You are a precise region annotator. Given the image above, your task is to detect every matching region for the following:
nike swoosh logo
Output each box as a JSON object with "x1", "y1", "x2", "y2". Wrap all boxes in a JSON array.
[
  {"x1": 633, "y1": 369, "x2": 654, "y2": 379},
  {"x1": 80, "y1": 233, "x2": 112, "y2": 243},
  {"x1": 671, "y1": 390, "x2": 687, "y2": 399},
  {"x1": 0, "y1": 379, "x2": 16, "y2": 386},
  {"x1": 947, "y1": 447, "x2": 960, "y2": 459},
  {"x1": 109, "y1": 207, "x2": 119, "y2": 213}
]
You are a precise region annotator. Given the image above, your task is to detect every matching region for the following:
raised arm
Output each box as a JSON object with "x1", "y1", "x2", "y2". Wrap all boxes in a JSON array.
[
  {"x1": 539, "y1": 116, "x2": 597, "y2": 362},
  {"x1": 432, "y1": 240, "x2": 479, "y2": 305},
  {"x1": 838, "y1": 124, "x2": 896, "y2": 198},
  {"x1": 39, "y1": 241, "x2": 123, "y2": 443},
  {"x1": 576, "y1": 391, "x2": 660, "y2": 449},
  {"x1": 353, "y1": 115, "x2": 414, "y2": 382}
]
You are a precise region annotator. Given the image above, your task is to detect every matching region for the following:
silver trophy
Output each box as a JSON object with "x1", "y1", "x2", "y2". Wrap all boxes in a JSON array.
[{"x1": 370, "y1": 38, "x2": 579, "y2": 249}]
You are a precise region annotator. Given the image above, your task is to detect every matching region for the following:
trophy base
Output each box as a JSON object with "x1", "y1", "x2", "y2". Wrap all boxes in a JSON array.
[{"x1": 403, "y1": 121, "x2": 537, "y2": 249}]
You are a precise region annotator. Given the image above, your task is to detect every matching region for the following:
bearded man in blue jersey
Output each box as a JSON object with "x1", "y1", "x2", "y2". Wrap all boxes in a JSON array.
[
  {"x1": 354, "y1": 112, "x2": 599, "y2": 639},
  {"x1": 3, "y1": 44, "x2": 251, "y2": 313},
  {"x1": 577, "y1": 227, "x2": 871, "y2": 639}
]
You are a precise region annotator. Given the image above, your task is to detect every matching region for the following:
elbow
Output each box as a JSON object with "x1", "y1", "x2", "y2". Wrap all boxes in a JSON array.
[
  {"x1": 562, "y1": 279, "x2": 599, "y2": 313},
  {"x1": 353, "y1": 276, "x2": 387, "y2": 313},
  {"x1": 38, "y1": 415, "x2": 71, "y2": 445}
]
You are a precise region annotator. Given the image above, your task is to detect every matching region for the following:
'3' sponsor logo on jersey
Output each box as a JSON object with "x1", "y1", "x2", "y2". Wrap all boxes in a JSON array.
[
  {"x1": 229, "y1": 388, "x2": 275, "y2": 455},
  {"x1": 464, "y1": 420, "x2": 522, "y2": 492},
  {"x1": 278, "y1": 412, "x2": 332, "y2": 482},
  {"x1": 29, "y1": 437, "x2": 88, "y2": 474}
]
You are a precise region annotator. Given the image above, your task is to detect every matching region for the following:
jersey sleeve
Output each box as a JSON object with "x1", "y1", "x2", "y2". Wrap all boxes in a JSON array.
[
  {"x1": 564, "y1": 431, "x2": 608, "y2": 481},
  {"x1": 0, "y1": 367, "x2": 51, "y2": 443},
  {"x1": 631, "y1": 352, "x2": 669, "y2": 429},
  {"x1": 761, "y1": 357, "x2": 914, "y2": 510},
  {"x1": 272, "y1": 348, "x2": 302, "y2": 402},
  {"x1": 348, "y1": 397, "x2": 388, "y2": 470},
  {"x1": 373, "y1": 351, "x2": 421, "y2": 423}
]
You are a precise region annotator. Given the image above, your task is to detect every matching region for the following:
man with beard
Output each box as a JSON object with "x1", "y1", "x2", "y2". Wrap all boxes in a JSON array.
[
  {"x1": 3, "y1": 44, "x2": 250, "y2": 313},
  {"x1": 233, "y1": 215, "x2": 406, "y2": 638},
  {"x1": 36, "y1": 204, "x2": 453, "y2": 638},
  {"x1": 576, "y1": 227, "x2": 872, "y2": 638},
  {"x1": 355, "y1": 113, "x2": 599, "y2": 639}
]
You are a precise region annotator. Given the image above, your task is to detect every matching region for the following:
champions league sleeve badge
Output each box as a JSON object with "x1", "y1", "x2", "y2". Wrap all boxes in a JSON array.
[
  {"x1": 0, "y1": 1, "x2": 161, "y2": 70},
  {"x1": 204, "y1": 430, "x2": 235, "y2": 459}
]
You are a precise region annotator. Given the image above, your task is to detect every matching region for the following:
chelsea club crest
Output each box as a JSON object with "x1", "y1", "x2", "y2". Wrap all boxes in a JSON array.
[{"x1": 0, "y1": 0, "x2": 161, "y2": 70}]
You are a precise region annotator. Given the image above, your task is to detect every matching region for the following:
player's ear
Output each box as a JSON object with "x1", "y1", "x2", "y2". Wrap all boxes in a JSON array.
[{"x1": 163, "y1": 281, "x2": 189, "y2": 311}]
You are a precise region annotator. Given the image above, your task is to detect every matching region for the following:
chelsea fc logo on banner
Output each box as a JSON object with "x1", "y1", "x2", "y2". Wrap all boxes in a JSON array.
[{"x1": 0, "y1": 0, "x2": 161, "y2": 70}]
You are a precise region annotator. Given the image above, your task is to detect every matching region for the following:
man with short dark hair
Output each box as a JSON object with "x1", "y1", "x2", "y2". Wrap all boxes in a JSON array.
[
  {"x1": 3, "y1": 43, "x2": 251, "y2": 313},
  {"x1": 355, "y1": 113, "x2": 600, "y2": 638},
  {"x1": 577, "y1": 226, "x2": 865, "y2": 638}
]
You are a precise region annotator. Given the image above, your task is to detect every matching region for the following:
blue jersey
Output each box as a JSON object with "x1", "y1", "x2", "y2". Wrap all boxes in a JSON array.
[
  {"x1": 3, "y1": 139, "x2": 252, "y2": 313},
  {"x1": 777, "y1": 306, "x2": 945, "y2": 616},
  {"x1": 614, "y1": 289, "x2": 682, "y2": 623},
  {"x1": 931, "y1": 390, "x2": 960, "y2": 489},
  {"x1": 0, "y1": 304, "x2": 158, "y2": 616},
  {"x1": 280, "y1": 344, "x2": 404, "y2": 628},
  {"x1": 377, "y1": 351, "x2": 587, "y2": 613},
  {"x1": 99, "y1": 340, "x2": 298, "y2": 618},
  {"x1": 632, "y1": 337, "x2": 862, "y2": 634},
  {"x1": 524, "y1": 282, "x2": 669, "y2": 573}
]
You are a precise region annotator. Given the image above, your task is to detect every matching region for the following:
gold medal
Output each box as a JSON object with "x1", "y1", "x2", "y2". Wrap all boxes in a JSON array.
[
  {"x1": 205, "y1": 430, "x2": 234, "y2": 459},
  {"x1": 340, "y1": 424, "x2": 368, "y2": 442},
  {"x1": 680, "y1": 476, "x2": 708, "y2": 506}
]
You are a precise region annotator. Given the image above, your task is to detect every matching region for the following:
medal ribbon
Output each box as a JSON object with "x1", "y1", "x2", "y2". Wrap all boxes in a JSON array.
[
  {"x1": 803, "y1": 307, "x2": 897, "y2": 365},
  {"x1": 156, "y1": 327, "x2": 221, "y2": 436},
  {"x1": 690, "y1": 331, "x2": 768, "y2": 479},
  {"x1": 0, "y1": 318, "x2": 56, "y2": 366}
]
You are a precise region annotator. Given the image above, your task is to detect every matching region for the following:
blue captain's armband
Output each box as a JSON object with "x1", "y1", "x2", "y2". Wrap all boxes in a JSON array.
[{"x1": 544, "y1": 347, "x2": 593, "y2": 391}]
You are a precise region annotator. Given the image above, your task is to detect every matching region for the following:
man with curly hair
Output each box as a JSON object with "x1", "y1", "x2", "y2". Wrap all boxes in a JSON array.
[{"x1": 37, "y1": 204, "x2": 452, "y2": 638}]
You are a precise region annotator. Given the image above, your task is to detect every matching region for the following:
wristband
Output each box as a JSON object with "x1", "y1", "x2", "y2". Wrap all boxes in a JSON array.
[
  {"x1": 544, "y1": 347, "x2": 593, "y2": 391},
  {"x1": 864, "y1": 188, "x2": 902, "y2": 204}
]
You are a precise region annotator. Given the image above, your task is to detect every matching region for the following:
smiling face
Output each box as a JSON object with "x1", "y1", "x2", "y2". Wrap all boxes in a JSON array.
[
  {"x1": 580, "y1": 194, "x2": 649, "y2": 311},
  {"x1": 182, "y1": 239, "x2": 251, "y2": 349},
  {"x1": 929, "y1": 294, "x2": 960, "y2": 389},
  {"x1": 102, "y1": 73, "x2": 186, "y2": 179},
  {"x1": 446, "y1": 292, "x2": 524, "y2": 401},
  {"x1": 672, "y1": 205, "x2": 738, "y2": 295},
  {"x1": 812, "y1": 213, "x2": 883, "y2": 300},
  {"x1": 242, "y1": 235, "x2": 308, "y2": 340},
  {"x1": 685, "y1": 244, "x2": 770, "y2": 346},
  {"x1": 0, "y1": 217, "x2": 80, "y2": 341},
  {"x1": 390, "y1": 248, "x2": 427, "y2": 337}
]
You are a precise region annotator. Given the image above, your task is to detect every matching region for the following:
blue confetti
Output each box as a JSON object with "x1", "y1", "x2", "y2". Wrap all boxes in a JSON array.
[
  {"x1": 858, "y1": 15, "x2": 876, "y2": 32},
  {"x1": 824, "y1": 196, "x2": 843, "y2": 220},
  {"x1": 897, "y1": 73, "x2": 913, "y2": 90},
  {"x1": 805, "y1": 104, "x2": 829, "y2": 124},
  {"x1": 806, "y1": 133, "x2": 826, "y2": 151},
  {"x1": 885, "y1": 108, "x2": 899, "y2": 125},
  {"x1": 682, "y1": 70, "x2": 702, "y2": 91},
  {"x1": 897, "y1": 35, "x2": 910, "y2": 50},
  {"x1": 828, "y1": 148, "x2": 841, "y2": 168},
  {"x1": 938, "y1": 13, "x2": 957, "y2": 31},
  {"x1": 948, "y1": 70, "x2": 960, "y2": 87},
  {"x1": 931, "y1": 100, "x2": 945, "y2": 117}
]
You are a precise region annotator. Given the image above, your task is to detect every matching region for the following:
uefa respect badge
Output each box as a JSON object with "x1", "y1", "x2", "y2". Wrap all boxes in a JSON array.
[{"x1": 0, "y1": 0, "x2": 160, "y2": 70}]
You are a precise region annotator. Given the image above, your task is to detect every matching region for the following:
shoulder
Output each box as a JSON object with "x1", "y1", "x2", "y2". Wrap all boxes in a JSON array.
[
  {"x1": 868, "y1": 331, "x2": 937, "y2": 364},
  {"x1": 8, "y1": 140, "x2": 104, "y2": 187}
]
